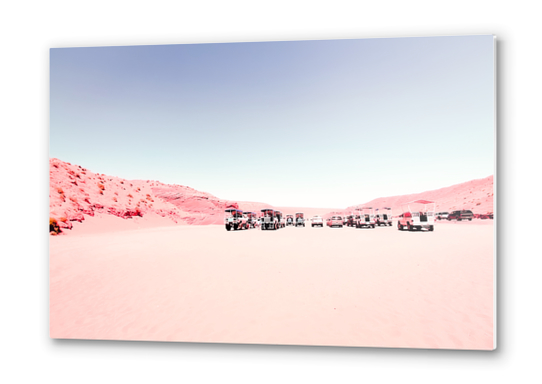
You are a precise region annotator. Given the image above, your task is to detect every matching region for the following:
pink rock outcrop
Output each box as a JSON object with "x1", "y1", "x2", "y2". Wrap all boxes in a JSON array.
[
  {"x1": 49, "y1": 158, "x2": 241, "y2": 233},
  {"x1": 150, "y1": 183, "x2": 241, "y2": 225}
]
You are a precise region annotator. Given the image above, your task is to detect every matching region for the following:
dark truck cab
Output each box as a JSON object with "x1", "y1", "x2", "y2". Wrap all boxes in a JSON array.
[{"x1": 447, "y1": 210, "x2": 474, "y2": 221}]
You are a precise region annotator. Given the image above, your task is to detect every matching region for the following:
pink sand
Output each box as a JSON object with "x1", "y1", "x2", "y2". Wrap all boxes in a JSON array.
[{"x1": 50, "y1": 222, "x2": 494, "y2": 349}]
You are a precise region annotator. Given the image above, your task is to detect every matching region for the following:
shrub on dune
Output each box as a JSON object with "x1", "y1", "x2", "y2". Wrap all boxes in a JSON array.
[{"x1": 50, "y1": 218, "x2": 61, "y2": 235}]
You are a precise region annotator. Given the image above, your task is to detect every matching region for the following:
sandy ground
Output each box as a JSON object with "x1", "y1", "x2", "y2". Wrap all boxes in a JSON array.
[{"x1": 50, "y1": 221, "x2": 494, "y2": 350}]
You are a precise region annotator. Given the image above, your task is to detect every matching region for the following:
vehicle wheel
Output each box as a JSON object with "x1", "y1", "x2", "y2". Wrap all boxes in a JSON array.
[
  {"x1": 226, "y1": 224, "x2": 231, "y2": 231},
  {"x1": 458, "y1": 218, "x2": 462, "y2": 221},
  {"x1": 398, "y1": 222, "x2": 403, "y2": 230},
  {"x1": 407, "y1": 222, "x2": 412, "y2": 231},
  {"x1": 429, "y1": 225, "x2": 434, "y2": 231},
  {"x1": 468, "y1": 218, "x2": 472, "y2": 221},
  {"x1": 371, "y1": 224, "x2": 375, "y2": 228}
]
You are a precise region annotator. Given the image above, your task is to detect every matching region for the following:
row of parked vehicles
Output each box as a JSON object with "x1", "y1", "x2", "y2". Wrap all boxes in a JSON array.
[
  {"x1": 260, "y1": 209, "x2": 306, "y2": 230},
  {"x1": 321, "y1": 207, "x2": 393, "y2": 228},
  {"x1": 225, "y1": 206, "x2": 397, "y2": 231},
  {"x1": 225, "y1": 208, "x2": 306, "y2": 231},
  {"x1": 225, "y1": 201, "x2": 493, "y2": 232},
  {"x1": 435, "y1": 210, "x2": 493, "y2": 221},
  {"x1": 286, "y1": 213, "x2": 306, "y2": 227}
]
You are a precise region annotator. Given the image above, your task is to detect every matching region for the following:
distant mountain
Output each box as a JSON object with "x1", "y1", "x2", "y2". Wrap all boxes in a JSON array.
[{"x1": 343, "y1": 176, "x2": 494, "y2": 215}]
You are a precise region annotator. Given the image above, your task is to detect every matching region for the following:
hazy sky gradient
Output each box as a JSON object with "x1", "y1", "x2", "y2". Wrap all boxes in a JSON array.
[{"x1": 50, "y1": 36, "x2": 494, "y2": 207}]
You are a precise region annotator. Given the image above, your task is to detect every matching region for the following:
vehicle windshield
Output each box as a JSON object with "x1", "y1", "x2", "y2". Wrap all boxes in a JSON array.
[
  {"x1": 261, "y1": 210, "x2": 274, "y2": 217},
  {"x1": 225, "y1": 209, "x2": 242, "y2": 217}
]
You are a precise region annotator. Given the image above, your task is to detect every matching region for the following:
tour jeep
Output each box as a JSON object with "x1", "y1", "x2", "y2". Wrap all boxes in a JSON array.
[
  {"x1": 355, "y1": 207, "x2": 376, "y2": 228},
  {"x1": 375, "y1": 207, "x2": 393, "y2": 226},
  {"x1": 295, "y1": 212, "x2": 305, "y2": 227},
  {"x1": 224, "y1": 208, "x2": 248, "y2": 231},
  {"x1": 260, "y1": 209, "x2": 278, "y2": 230},
  {"x1": 397, "y1": 200, "x2": 436, "y2": 231},
  {"x1": 286, "y1": 214, "x2": 294, "y2": 226},
  {"x1": 275, "y1": 210, "x2": 285, "y2": 228},
  {"x1": 245, "y1": 212, "x2": 258, "y2": 228}
]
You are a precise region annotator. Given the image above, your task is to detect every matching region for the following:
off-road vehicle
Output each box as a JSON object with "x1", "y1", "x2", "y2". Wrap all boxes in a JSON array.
[
  {"x1": 224, "y1": 208, "x2": 248, "y2": 231},
  {"x1": 375, "y1": 207, "x2": 393, "y2": 226},
  {"x1": 447, "y1": 210, "x2": 474, "y2": 221},
  {"x1": 286, "y1": 214, "x2": 294, "y2": 226},
  {"x1": 355, "y1": 207, "x2": 376, "y2": 228},
  {"x1": 244, "y1": 212, "x2": 258, "y2": 228},
  {"x1": 295, "y1": 212, "x2": 305, "y2": 227},
  {"x1": 260, "y1": 209, "x2": 279, "y2": 230},
  {"x1": 397, "y1": 200, "x2": 436, "y2": 231},
  {"x1": 275, "y1": 210, "x2": 285, "y2": 228}
]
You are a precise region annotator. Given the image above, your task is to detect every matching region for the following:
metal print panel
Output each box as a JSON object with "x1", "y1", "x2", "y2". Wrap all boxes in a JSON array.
[{"x1": 49, "y1": 35, "x2": 496, "y2": 350}]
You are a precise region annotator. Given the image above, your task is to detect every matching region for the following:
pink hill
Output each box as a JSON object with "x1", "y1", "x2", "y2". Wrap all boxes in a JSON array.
[
  {"x1": 49, "y1": 158, "x2": 241, "y2": 233},
  {"x1": 343, "y1": 176, "x2": 494, "y2": 216}
]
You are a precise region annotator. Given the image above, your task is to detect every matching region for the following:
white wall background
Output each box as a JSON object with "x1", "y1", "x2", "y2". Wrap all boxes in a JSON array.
[{"x1": 1, "y1": 0, "x2": 540, "y2": 382}]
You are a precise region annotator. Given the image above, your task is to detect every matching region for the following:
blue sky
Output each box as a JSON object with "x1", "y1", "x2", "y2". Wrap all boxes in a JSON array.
[{"x1": 50, "y1": 35, "x2": 494, "y2": 208}]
